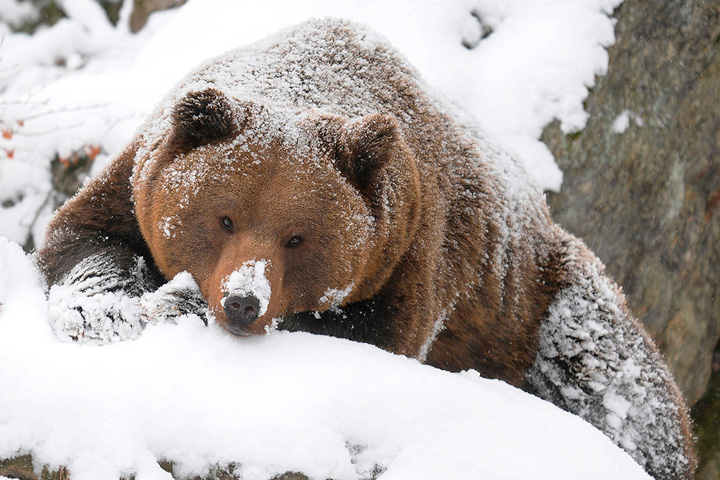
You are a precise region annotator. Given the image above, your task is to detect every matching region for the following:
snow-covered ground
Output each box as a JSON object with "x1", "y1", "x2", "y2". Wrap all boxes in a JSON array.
[
  {"x1": 0, "y1": 1, "x2": 641, "y2": 478},
  {"x1": 0, "y1": 238, "x2": 650, "y2": 480}
]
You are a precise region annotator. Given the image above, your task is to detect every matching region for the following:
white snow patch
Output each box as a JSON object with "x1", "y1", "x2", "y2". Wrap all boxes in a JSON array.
[
  {"x1": 319, "y1": 282, "x2": 354, "y2": 309},
  {"x1": 604, "y1": 391, "x2": 633, "y2": 420},
  {"x1": 0, "y1": 159, "x2": 53, "y2": 246},
  {"x1": 221, "y1": 260, "x2": 271, "y2": 316},
  {"x1": 0, "y1": 0, "x2": 38, "y2": 27},
  {"x1": 612, "y1": 110, "x2": 644, "y2": 133},
  {"x1": 159, "y1": 216, "x2": 178, "y2": 238},
  {"x1": 417, "y1": 312, "x2": 448, "y2": 363}
]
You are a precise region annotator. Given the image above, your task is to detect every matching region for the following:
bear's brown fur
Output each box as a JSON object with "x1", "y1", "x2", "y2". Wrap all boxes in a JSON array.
[{"x1": 37, "y1": 19, "x2": 695, "y2": 479}]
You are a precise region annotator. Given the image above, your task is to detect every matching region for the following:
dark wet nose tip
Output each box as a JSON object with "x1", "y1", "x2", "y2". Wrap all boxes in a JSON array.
[{"x1": 223, "y1": 294, "x2": 260, "y2": 327}]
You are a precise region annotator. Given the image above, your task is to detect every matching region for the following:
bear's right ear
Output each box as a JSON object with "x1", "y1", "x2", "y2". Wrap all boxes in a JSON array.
[
  {"x1": 332, "y1": 113, "x2": 405, "y2": 195},
  {"x1": 167, "y1": 88, "x2": 241, "y2": 154}
]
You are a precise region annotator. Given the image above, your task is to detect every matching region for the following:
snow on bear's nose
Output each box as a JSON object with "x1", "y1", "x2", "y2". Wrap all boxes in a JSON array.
[{"x1": 220, "y1": 260, "x2": 271, "y2": 336}]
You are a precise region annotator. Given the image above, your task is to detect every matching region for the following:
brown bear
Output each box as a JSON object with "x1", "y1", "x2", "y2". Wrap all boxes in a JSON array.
[{"x1": 37, "y1": 18, "x2": 695, "y2": 479}]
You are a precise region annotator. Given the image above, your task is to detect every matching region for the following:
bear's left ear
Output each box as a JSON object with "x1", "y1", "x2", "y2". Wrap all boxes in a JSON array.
[
  {"x1": 167, "y1": 88, "x2": 241, "y2": 154},
  {"x1": 335, "y1": 113, "x2": 405, "y2": 194}
]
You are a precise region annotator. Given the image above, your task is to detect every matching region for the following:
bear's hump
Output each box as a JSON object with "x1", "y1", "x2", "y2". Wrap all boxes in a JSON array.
[
  {"x1": 132, "y1": 18, "x2": 444, "y2": 184},
  {"x1": 177, "y1": 18, "x2": 424, "y2": 117}
]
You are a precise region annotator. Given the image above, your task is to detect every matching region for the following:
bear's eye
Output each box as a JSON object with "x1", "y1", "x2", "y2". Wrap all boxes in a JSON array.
[
  {"x1": 221, "y1": 216, "x2": 234, "y2": 233},
  {"x1": 285, "y1": 235, "x2": 304, "y2": 248}
]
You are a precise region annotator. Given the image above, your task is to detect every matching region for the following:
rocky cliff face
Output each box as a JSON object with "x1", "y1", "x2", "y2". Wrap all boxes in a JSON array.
[
  {"x1": 543, "y1": 0, "x2": 719, "y2": 406},
  {"x1": 541, "y1": 0, "x2": 720, "y2": 475}
]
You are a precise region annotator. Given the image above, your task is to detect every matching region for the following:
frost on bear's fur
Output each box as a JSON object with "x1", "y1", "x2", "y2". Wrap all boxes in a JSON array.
[{"x1": 37, "y1": 18, "x2": 695, "y2": 479}]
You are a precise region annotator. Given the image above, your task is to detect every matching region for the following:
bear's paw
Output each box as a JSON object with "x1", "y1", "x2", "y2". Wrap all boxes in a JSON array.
[
  {"x1": 46, "y1": 253, "x2": 154, "y2": 344},
  {"x1": 48, "y1": 282, "x2": 146, "y2": 344},
  {"x1": 140, "y1": 271, "x2": 208, "y2": 325}
]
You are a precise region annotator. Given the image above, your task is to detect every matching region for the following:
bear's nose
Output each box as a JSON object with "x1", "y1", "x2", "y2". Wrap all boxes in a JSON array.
[{"x1": 223, "y1": 294, "x2": 261, "y2": 331}]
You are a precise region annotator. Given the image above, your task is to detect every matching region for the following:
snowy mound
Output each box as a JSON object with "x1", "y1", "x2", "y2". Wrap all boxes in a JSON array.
[{"x1": 0, "y1": 238, "x2": 650, "y2": 480}]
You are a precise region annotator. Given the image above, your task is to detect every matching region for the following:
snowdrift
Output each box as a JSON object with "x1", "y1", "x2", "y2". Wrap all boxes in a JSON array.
[{"x1": 0, "y1": 238, "x2": 651, "y2": 479}]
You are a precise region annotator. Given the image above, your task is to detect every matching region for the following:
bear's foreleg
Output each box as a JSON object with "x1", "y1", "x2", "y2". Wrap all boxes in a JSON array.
[
  {"x1": 38, "y1": 144, "x2": 207, "y2": 344},
  {"x1": 46, "y1": 250, "x2": 155, "y2": 343},
  {"x1": 525, "y1": 240, "x2": 696, "y2": 480}
]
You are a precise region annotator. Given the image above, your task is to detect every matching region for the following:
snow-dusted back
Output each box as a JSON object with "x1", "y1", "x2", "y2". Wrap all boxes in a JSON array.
[{"x1": 0, "y1": 238, "x2": 651, "y2": 480}]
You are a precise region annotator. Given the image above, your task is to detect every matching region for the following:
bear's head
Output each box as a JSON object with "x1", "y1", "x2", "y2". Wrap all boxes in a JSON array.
[{"x1": 133, "y1": 88, "x2": 422, "y2": 336}]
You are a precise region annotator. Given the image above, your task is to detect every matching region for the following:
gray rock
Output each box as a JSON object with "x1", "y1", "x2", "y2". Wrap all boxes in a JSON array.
[{"x1": 541, "y1": 0, "x2": 720, "y2": 407}]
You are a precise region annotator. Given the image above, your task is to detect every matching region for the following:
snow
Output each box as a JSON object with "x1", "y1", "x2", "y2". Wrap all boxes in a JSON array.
[
  {"x1": 612, "y1": 109, "x2": 644, "y2": 133},
  {"x1": 0, "y1": 237, "x2": 651, "y2": 480},
  {"x1": 0, "y1": 0, "x2": 37, "y2": 28},
  {"x1": 0, "y1": 158, "x2": 50, "y2": 244},
  {"x1": 221, "y1": 260, "x2": 272, "y2": 317},
  {"x1": 319, "y1": 282, "x2": 355, "y2": 310}
]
